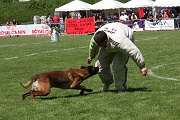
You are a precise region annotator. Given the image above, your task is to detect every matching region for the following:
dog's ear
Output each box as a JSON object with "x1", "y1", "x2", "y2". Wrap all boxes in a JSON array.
[{"x1": 80, "y1": 66, "x2": 86, "y2": 69}]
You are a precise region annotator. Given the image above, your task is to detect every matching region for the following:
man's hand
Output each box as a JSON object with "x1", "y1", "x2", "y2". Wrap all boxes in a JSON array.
[
  {"x1": 87, "y1": 57, "x2": 92, "y2": 64},
  {"x1": 141, "y1": 67, "x2": 147, "y2": 76}
]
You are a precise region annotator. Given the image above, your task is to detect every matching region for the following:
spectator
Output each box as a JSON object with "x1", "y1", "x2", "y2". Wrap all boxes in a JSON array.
[
  {"x1": 128, "y1": 14, "x2": 132, "y2": 21},
  {"x1": 96, "y1": 14, "x2": 104, "y2": 22},
  {"x1": 168, "y1": 12, "x2": 175, "y2": 18},
  {"x1": 94, "y1": 13, "x2": 99, "y2": 21},
  {"x1": 71, "y1": 13, "x2": 75, "y2": 19},
  {"x1": 163, "y1": 11, "x2": 169, "y2": 20},
  {"x1": 131, "y1": 12, "x2": 138, "y2": 23},
  {"x1": 144, "y1": 7, "x2": 149, "y2": 19},
  {"x1": 119, "y1": 12, "x2": 128, "y2": 22},
  {"x1": 167, "y1": 8, "x2": 172, "y2": 17},
  {"x1": 126, "y1": 8, "x2": 133, "y2": 16},
  {"x1": 12, "y1": 19, "x2": 18, "y2": 26},
  {"x1": 5, "y1": 19, "x2": 12, "y2": 27},
  {"x1": 176, "y1": 13, "x2": 180, "y2": 29},
  {"x1": 112, "y1": 13, "x2": 119, "y2": 21},
  {"x1": 12, "y1": 19, "x2": 19, "y2": 37},
  {"x1": 138, "y1": 7, "x2": 145, "y2": 19},
  {"x1": 74, "y1": 13, "x2": 81, "y2": 19},
  {"x1": 95, "y1": 14, "x2": 104, "y2": 28},
  {"x1": 53, "y1": 14, "x2": 60, "y2": 27},
  {"x1": 147, "y1": 11, "x2": 154, "y2": 22},
  {"x1": 47, "y1": 15, "x2": 54, "y2": 28},
  {"x1": 156, "y1": 9, "x2": 163, "y2": 20},
  {"x1": 5, "y1": 19, "x2": 12, "y2": 37},
  {"x1": 106, "y1": 13, "x2": 112, "y2": 22}
]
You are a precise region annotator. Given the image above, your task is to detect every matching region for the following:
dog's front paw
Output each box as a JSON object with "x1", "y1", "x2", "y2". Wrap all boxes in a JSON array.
[
  {"x1": 80, "y1": 90, "x2": 84, "y2": 95},
  {"x1": 80, "y1": 89, "x2": 93, "y2": 95}
]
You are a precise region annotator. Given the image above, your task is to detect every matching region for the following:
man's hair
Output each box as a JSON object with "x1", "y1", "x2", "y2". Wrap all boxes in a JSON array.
[{"x1": 94, "y1": 31, "x2": 107, "y2": 44}]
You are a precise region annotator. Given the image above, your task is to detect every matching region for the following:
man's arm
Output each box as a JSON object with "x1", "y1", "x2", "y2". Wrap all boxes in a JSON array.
[
  {"x1": 87, "y1": 36, "x2": 99, "y2": 64},
  {"x1": 121, "y1": 38, "x2": 147, "y2": 76},
  {"x1": 117, "y1": 37, "x2": 146, "y2": 73}
]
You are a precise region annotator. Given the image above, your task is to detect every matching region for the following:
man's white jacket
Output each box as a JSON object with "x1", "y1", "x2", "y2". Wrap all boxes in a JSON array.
[{"x1": 89, "y1": 22, "x2": 145, "y2": 69}]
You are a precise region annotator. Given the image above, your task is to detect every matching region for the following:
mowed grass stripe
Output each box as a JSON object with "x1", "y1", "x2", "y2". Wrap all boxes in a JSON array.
[{"x1": 0, "y1": 31, "x2": 180, "y2": 120}]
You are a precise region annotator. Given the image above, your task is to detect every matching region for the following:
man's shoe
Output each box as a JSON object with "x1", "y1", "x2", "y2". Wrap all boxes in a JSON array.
[
  {"x1": 117, "y1": 84, "x2": 127, "y2": 94},
  {"x1": 101, "y1": 83, "x2": 110, "y2": 92}
]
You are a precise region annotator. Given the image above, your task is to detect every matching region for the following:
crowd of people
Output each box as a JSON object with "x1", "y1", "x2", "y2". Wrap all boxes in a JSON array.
[
  {"x1": 49, "y1": 7, "x2": 180, "y2": 31},
  {"x1": 5, "y1": 19, "x2": 19, "y2": 37},
  {"x1": 46, "y1": 14, "x2": 61, "y2": 28},
  {"x1": 5, "y1": 19, "x2": 18, "y2": 27},
  {"x1": 5, "y1": 7, "x2": 180, "y2": 32},
  {"x1": 92, "y1": 7, "x2": 180, "y2": 29},
  {"x1": 94, "y1": 7, "x2": 179, "y2": 22}
]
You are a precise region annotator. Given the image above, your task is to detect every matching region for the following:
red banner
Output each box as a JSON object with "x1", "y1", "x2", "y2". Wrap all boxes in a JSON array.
[{"x1": 65, "y1": 17, "x2": 95, "y2": 35}]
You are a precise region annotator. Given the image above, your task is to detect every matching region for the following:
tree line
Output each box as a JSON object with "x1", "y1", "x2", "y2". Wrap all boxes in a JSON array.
[{"x1": 0, "y1": 0, "x2": 129, "y2": 25}]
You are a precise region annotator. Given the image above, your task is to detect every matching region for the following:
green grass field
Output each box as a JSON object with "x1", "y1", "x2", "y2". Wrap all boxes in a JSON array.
[{"x1": 0, "y1": 31, "x2": 180, "y2": 120}]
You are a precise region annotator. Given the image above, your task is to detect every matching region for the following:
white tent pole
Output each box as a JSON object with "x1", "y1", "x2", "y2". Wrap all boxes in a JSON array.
[{"x1": 118, "y1": 8, "x2": 120, "y2": 18}]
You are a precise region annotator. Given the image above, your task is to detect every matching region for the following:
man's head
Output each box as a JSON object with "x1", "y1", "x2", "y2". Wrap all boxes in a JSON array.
[{"x1": 94, "y1": 31, "x2": 107, "y2": 48}]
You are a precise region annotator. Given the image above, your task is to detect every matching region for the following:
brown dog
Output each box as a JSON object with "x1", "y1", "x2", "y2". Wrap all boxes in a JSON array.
[{"x1": 20, "y1": 66, "x2": 99, "y2": 101}]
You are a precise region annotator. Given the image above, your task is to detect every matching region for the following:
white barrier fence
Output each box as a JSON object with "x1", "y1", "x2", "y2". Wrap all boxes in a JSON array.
[
  {"x1": 0, "y1": 24, "x2": 51, "y2": 36},
  {"x1": 144, "y1": 19, "x2": 175, "y2": 31},
  {"x1": 0, "y1": 19, "x2": 179, "y2": 37}
]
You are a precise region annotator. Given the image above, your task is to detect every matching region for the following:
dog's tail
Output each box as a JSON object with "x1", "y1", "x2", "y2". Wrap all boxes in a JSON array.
[{"x1": 20, "y1": 76, "x2": 37, "y2": 88}]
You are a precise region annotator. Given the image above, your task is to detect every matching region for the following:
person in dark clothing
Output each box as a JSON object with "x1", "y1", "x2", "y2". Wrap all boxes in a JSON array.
[
  {"x1": 12, "y1": 19, "x2": 19, "y2": 37},
  {"x1": 156, "y1": 10, "x2": 163, "y2": 20},
  {"x1": 12, "y1": 19, "x2": 18, "y2": 26}
]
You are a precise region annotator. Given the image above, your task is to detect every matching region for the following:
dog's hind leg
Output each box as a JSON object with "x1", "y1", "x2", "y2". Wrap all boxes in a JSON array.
[
  {"x1": 22, "y1": 91, "x2": 30, "y2": 100},
  {"x1": 29, "y1": 91, "x2": 50, "y2": 101},
  {"x1": 27, "y1": 78, "x2": 51, "y2": 101},
  {"x1": 22, "y1": 90, "x2": 39, "y2": 101},
  {"x1": 22, "y1": 88, "x2": 50, "y2": 101}
]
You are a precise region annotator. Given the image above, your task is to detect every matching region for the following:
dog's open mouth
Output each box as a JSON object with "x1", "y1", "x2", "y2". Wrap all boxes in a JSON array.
[{"x1": 91, "y1": 67, "x2": 99, "y2": 75}]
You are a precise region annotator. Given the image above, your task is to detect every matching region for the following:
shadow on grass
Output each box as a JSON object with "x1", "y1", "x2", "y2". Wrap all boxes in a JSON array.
[
  {"x1": 39, "y1": 87, "x2": 152, "y2": 100},
  {"x1": 127, "y1": 87, "x2": 152, "y2": 92},
  {"x1": 39, "y1": 91, "x2": 102, "y2": 100},
  {"x1": 108, "y1": 87, "x2": 152, "y2": 93}
]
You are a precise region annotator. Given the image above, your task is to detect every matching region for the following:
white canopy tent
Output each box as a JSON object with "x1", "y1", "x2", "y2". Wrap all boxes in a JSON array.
[
  {"x1": 55, "y1": 0, "x2": 92, "y2": 12},
  {"x1": 90, "y1": 0, "x2": 123, "y2": 10},
  {"x1": 90, "y1": 0, "x2": 124, "y2": 18},
  {"x1": 121, "y1": 0, "x2": 154, "y2": 8},
  {"x1": 153, "y1": 0, "x2": 180, "y2": 7}
]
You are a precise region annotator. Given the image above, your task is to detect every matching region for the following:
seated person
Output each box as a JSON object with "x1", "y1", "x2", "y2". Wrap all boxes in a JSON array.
[
  {"x1": 106, "y1": 13, "x2": 113, "y2": 22},
  {"x1": 5, "y1": 19, "x2": 12, "y2": 27},
  {"x1": 128, "y1": 14, "x2": 132, "y2": 21},
  {"x1": 112, "y1": 14, "x2": 119, "y2": 21},
  {"x1": 95, "y1": 14, "x2": 104, "y2": 28},
  {"x1": 156, "y1": 9, "x2": 163, "y2": 20},
  {"x1": 147, "y1": 11, "x2": 154, "y2": 22},
  {"x1": 119, "y1": 12, "x2": 128, "y2": 22},
  {"x1": 12, "y1": 19, "x2": 18, "y2": 26},
  {"x1": 96, "y1": 14, "x2": 104, "y2": 22},
  {"x1": 176, "y1": 13, "x2": 180, "y2": 29},
  {"x1": 163, "y1": 11, "x2": 169, "y2": 19},
  {"x1": 131, "y1": 12, "x2": 138, "y2": 23}
]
